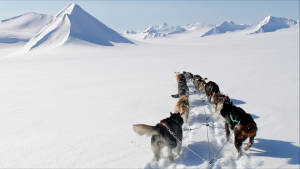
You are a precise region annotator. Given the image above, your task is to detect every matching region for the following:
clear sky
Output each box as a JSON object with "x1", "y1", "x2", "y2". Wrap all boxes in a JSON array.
[{"x1": 0, "y1": 0, "x2": 299, "y2": 32}]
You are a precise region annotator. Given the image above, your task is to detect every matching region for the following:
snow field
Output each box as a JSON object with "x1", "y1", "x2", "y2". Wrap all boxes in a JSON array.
[{"x1": 0, "y1": 21, "x2": 298, "y2": 168}]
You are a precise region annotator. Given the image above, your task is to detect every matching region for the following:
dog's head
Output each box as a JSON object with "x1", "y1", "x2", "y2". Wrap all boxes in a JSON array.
[
  {"x1": 198, "y1": 80, "x2": 207, "y2": 91},
  {"x1": 170, "y1": 112, "x2": 184, "y2": 126},
  {"x1": 224, "y1": 96, "x2": 232, "y2": 105},
  {"x1": 220, "y1": 102, "x2": 232, "y2": 117},
  {"x1": 182, "y1": 71, "x2": 194, "y2": 79}
]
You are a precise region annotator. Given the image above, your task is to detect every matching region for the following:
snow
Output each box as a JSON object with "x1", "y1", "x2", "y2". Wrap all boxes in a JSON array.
[
  {"x1": 201, "y1": 21, "x2": 249, "y2": 37},
  {"x1": 124, "y1": 23, "x2": 187, "y2": 40},
  {"x1": 24, "y1": 3, "x2": 133, "y2": 51},
  {"x1": 0, "y1": 3, "x2": 299, "y2": 168},
  {"x1": 251, "y1": 16, "x2": 298, "y2": 34},
  {"x1": 0, "y1": 12, "x2": 53, "y2": 43}
]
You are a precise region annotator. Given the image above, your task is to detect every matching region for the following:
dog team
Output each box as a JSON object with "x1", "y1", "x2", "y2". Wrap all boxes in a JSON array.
[{"x1": 132, "y1": 71, "x2": 258, "y2": 163}]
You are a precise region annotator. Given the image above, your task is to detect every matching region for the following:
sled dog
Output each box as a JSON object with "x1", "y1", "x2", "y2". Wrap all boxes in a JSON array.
[
  {"x1": 174, "y1": 95, "x2": 189, "y2": 123},
  {"x1": 205, "y1": 81, "x2": 220, "y2": 103},
  {"x1": 133, "y1": 112, "x2": 184, "y2": 162},
  {"x1": 171, "y1": 73, "x2": 189, "y2": 98},
  {"x1": 220, "y1": 103, "x2": 257, "y2": 156},
  {"x1": 211, "y1": 93, "x2": 231, "y2": 113}
]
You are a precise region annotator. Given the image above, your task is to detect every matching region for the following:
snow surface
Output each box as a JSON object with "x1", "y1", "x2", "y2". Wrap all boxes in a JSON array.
[
  {"x1": 24, "y1": 3, "x2": 132, "y2": 52},
  {"x1": 201, "y1": 21, "x2": 249, "y2": 37},
  {"x1": 251, "y1": 16, "x2": 298, "y2": 34},
  {"x1": 0, "y1": 23, "x2": 298, "y2": 168},
  {"x1": 0, "y1": 12, "x2": 53, "y2": 43}
]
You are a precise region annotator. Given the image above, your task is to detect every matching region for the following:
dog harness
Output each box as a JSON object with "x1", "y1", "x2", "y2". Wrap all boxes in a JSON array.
[
  {"x1": 230, "y1": 114, "x2": 240, "y2": 125},
  {"x1": 160, "y1": 122, "x2": 171, "y2": 131},
  {"x1": 160, "y1": 122, "x2": 177, "y2": 138}
]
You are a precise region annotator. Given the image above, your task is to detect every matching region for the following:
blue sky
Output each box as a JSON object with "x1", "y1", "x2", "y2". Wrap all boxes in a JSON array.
[{"x1": 0, "y1": 1, "x2": 299, "y2": 32}]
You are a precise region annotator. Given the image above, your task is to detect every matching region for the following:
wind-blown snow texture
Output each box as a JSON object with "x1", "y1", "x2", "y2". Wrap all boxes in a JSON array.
[
  {"x1": 24, "y1": 3, "x2": 132, "y2": 51},
  {"x1": 0, "y1": 12, "x2": 52, "y2": 43},
  {"x1": 201, "y1": 21, "x2": 249, "y2": 37}
]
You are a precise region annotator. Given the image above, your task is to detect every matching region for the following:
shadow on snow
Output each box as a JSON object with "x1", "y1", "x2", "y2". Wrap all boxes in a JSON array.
[{"x1": 251, "y1": 138, "x2": 300, "y2": 165}]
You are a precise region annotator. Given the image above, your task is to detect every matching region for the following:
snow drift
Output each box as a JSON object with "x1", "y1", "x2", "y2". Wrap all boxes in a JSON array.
[
  {"x1": 24, "y1": 3, "x2": 133, "y2": 51},
  {"x1": 201, "y1": 21, "x2": 249, "y2": 37},
  {"x1": 251, "y1": 16, "x2": 297, "y2": 34},
  {"x1": 0, "y1": 12, "x2": 52, "y2": 43}
]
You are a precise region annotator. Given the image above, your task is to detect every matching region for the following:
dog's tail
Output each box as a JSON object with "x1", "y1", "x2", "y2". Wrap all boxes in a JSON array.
[
  {"x1": 171, "y1": 94, "x2": 179, "y2": 98},
  {"x1": 133, "y1": 124, "x2": 159, "y2": 136}
]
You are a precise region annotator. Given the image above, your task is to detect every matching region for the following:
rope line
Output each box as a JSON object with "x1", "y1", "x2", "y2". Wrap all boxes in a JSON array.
[{"x1": 163, "y1": 123, "x2": 208, "y2": 162}]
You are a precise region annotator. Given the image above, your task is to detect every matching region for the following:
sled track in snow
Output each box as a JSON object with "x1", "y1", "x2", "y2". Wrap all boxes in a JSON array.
[{"x1": 145, "y1": 81, "x2": 264, "y2": 169}]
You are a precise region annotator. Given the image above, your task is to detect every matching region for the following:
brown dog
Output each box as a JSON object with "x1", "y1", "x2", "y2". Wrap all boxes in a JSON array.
[
  {"x1": 211, "y1": 93, "x2": 231, "y2": 113},
  {"x1": 174, "y1": 95, "x2": 189, "y2": 123},
  {"x1": 172, "y1": 73, "x2": 189, "y2": 98},
  {"x1": 194, "y1": 78, "x2": 207, "y2": 92},
  {"x1": 221, "y1": 103, "x2": 257, "y2": 156}
]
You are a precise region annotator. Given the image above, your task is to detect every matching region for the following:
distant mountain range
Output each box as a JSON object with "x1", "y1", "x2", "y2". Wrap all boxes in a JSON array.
[
  {"x1": 124, "y1": 16, "x2": 298, "y2": 39},
  {"x1": 0, "y1": 3, "x2": 298, "y2": 50},
  {"x1": 201, "y1": 21, "x2": 250, "y2": 37}
]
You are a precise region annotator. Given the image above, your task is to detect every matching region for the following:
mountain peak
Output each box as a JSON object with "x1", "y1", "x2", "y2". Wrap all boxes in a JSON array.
[
  {"x1": 24, "y1": 3, "x2": 133, "y2": 51},
  {"x1": 56, "y1": 3, "x2": 82, "y2": 18},
  {"x1": 251, "y1": 16, "x2": 297, "y2": 34},
  {"x1": 201, "y1": 20, "x2": 249, "y2": 37}
]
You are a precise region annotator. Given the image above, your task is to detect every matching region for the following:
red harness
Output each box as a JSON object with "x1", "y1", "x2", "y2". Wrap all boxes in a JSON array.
[{"x1": 160, "y1": 122, "x2": 171, "y2": 131}]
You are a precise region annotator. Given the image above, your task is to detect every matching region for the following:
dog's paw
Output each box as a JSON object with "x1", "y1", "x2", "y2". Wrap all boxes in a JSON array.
[{"x1": 243, "y1": 145, "x2": 250, "y2": 151}]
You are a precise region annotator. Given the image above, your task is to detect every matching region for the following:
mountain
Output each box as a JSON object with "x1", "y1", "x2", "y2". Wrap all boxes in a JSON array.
[
  {"x1": 123, "y1": 23, "x2": 187, "y2": 39},
  {"x1": 123, "y1": 22, "x2": 213, "y2": 40},
  {"x1": 201, "y1": 21, "x2": 249, "y2": 37},
  {"x1": 0, "y1": 12, "x2": 53, "y2": 43},
  {"x1": 250, "y1": 16, "x2": 297, "y2": 34},
  {"x1": 24, "y1": 3, "x2": 133, "y2": 51}
]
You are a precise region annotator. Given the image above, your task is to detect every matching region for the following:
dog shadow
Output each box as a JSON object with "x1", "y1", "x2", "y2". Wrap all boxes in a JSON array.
[
  {"x1": 176, "y1": 141, "x2": 212, "y2": 166},
  {"x1": 250, "y1": 114, "x2": 259, "y2": 119},
  {"x1": 188, "y1": 113, "x2": 212, "y2": 127},
  {"x1": 231, "y1": 98, "x2": 246, "y2": 105},
  {"x1": 190, "y1": 99, "x2": 208, "y2": 107},
  {"x1": 250, "y1": 138, "x2": 300, "y2": 165}
]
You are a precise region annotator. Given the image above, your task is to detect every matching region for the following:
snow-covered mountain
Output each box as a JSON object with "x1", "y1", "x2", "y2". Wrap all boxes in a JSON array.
[
  {"x1": 124, "y1": 23, "x2": 187, "y2": 39},
  {"x1": 250, "y1": 16, "x2": 297, "y2": 34},
  {"x1": 183, "y1": 22, "x2": 213, "y2": 31},
  {"x1": 201, "y1": 21, "x2": 250, "y2": 37},
  {"x1": 0, "y1": 12, "x2": 53, "y2": 43},
  {"x1": 24, "y1": 3, "x2": 133, "y2": 51}
]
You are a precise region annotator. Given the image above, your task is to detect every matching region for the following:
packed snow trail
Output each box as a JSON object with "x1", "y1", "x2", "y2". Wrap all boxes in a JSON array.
[{"x1": 144, "y1": 80, "x2": 264, "y2": 169}]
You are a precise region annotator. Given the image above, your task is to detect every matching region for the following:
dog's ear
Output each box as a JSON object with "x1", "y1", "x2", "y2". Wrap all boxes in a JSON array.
[{"x1": 170, "y1": 112, "x2": 173, "y2": 116}]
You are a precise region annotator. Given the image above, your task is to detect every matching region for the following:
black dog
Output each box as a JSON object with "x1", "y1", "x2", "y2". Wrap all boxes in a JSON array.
[
  {"x1": 205, "y1": 81, "x2": 220, "y2": 103},
  {"x1": 133, "y1": 112, "x2": 184, "y2": 162},
  {"x1": 220, "y1": 103, "x2": 257, "y2": 156}
]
